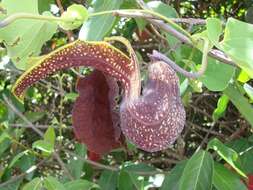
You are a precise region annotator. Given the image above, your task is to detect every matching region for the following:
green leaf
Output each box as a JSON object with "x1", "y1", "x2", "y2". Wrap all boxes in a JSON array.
[
  {"x1": 224, "y1": 84, "x2": 253, "y2": 127},
  {"x1": 16, "y1": 154, "x2": 36, "y2": 180},
  {"x1": 147, "y1": 1, "x2": 178, "y2": 18},
  {"x1": 213, "y1": 163, "x2": 247, "y2": 190},
  {"x1": 240, "y1": 148, "x2": 253, "y2": 174},
  {"x1": 8, "y1": 150, "x2": 29, "y2": 168},
  {"x1": 0, "y1": 0, "x2": 57, "y2": 70},
  {"x1": 67, "y1": 143, "x2": 87, "y2": 179},
  {"x1": 207, "y1": 138, "x2": 246, "y2": 178},
  {"x1": 199, "y1": 58, "x2": 235, "y2": 91},
  {"x1": 237, "y1": 70, "x2": 251, "y2": 83},
  {"x1": 181, "y1": 46, "x2": 235, "y2": 91},
  {"x1": 206, "y1": 18, "x2": 223, "y2": 47},
  {"x1": 22, "y1": 177, "x2": 42, "y2": 190},
  {"x1": 65, "y1": 179, "x2": 99, "y2": 190},
  {"x1": 58, "y1": 4, "x2": 88, "y2": 30},
  {"x1": 44, "y1": 176, "x2": 66, "y2": 190},
  {"x1": 44, "y1": 126, "x2": 55, "y2": 146},
  {"x1": 32, "y1": 140, "x2": 54, "y2": 155},
  {"x1": 0, "y1": 132, "x2": 11, "y2": 157},
  {"x1": 212, "y1": 94, "x2": 229, "y2": 121},
  {"x1": 64, "y1": 92, "x2": 79, "y2": 101},
  {"x1": 98, "y1": 170, "x2": 118, "y2": 190},
  {"x1": 179, "y1": 150, "x2": 213, "y2": 190},
  {"x1": 0, "y1": 102, "x2": 8, "y2": 123},
  {"x1": 79, "y1": 0, "x2": 123, "y2": 40},
  {"x1": 243, "y1": 83, "x2": 253, "y2": 101},
  {"x1": 17, "y1": 111, "x2": 45, "y2": 124},
  {"x1": 220, "y1": 18, "x2": 253, "y2": 78},
  {"x1": 160, "y1": 160, "x2": 187, "y2": 190},
  {"x1": 118, "y1": 169, "x2": 144, "y2": 190}
]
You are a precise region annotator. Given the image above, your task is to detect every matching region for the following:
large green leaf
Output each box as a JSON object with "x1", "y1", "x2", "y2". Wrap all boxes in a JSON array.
[
  {"x1": 44, "y1": 176, "x2": 66, "y2": 190},
  {"x1": 207, "y1": 138, "x2": 246, "y2": 178},
  {"x1": 22, "y1": 177, "x2": 42, "y2": 190},
  {"x1": 67, "y1": 143, "x2": 87, "y2": 179},
  {"x1": 98, "y1": 170, "x2": 118, "y2": 190},
  {"x1": 0, "y1": 0, "x2": 57, "y2": 70},
  {"x1": 160, "y1": 160, "x2": 187, "y2": 190},
  {"x1": 147, "y1": 1, "x2": 178, "y2": 18},
  {"x1": 213, "y1": 163, "x2": 247, "y2": 190},
  {"x1": 118, "y1": 170, "x2": 141, "y2": 190},
  {"x1": 199, "y1": 57, "x2": 235, "y2": 91},
  {"x1": 221, "y1": 18, "x2": 253, "y2": 77},
  {"x1": 179, "y1": 150, "x2": 213, "y2": 190},
  {"x1": 79, "y1": 0, "x2": 123, "y2": 41},
  {"x1": 208, "y1": 18, "x2": 253, "y2": 78},
  {"x1": 224, "y1": 84, "x2": 253, "y2": 127}
]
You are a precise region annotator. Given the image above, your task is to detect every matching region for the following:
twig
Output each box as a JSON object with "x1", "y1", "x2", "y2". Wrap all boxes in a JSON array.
[
  {"x1": 9, "y1": 124, "x2": 73, "y2": 129},
  {"x1": 3, "y1": 95, "x2": 44, "y2": 137},
  {"x1": 65, "y1": 150, "x2": 165, "y2": 176},
  {"x1": 134, "y1": 0, "x2": 236, "y2": 67}
]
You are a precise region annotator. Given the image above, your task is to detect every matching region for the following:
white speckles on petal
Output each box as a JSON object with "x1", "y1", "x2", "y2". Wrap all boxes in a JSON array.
[{"x1": 120, "y1": 61, "x2": 186, "y2": 152}]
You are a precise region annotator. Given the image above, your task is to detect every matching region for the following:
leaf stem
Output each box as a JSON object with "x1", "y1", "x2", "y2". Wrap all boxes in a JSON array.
[
  {"x1": 0, "y1": 13, "x2": 73, "y2": 28},
  {"x1": 149, "y1": 39, "x2": 210, "y2": 78}
]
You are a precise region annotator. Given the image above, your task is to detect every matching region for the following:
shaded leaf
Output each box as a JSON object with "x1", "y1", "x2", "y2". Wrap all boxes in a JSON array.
[
  {"x1": 208, "y1": 138, "x2": 246, "y2": 178},
  {"x1": 67, "y1": 143, "x2": 87, "y2": 179},
  {"x1": 224, "y1": 84, "x2": 253, "y2": 127},
  {"x1": 179, "y1": 150, "x2": 213, "y2": 190},
  {"x1": 22, "y1": 177, "x2": 42, "y2": 190},
  {"x1": 98, "y1": 170, "x2": 118, "y2": 190},
  {"x1": 213, "y1": 163, "x2": 247, "y2": 190},
  {"x1": 161, "y1": 160, "x2": 187, "y2": 190},
  {"x1": 44, "y1": 176, "x2": 66, "y2": 190}
]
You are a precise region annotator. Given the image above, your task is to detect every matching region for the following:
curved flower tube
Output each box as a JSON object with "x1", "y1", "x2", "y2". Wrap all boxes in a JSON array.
[{"x1": 12, "y1": 38, "x2": 185, "y2": 153}]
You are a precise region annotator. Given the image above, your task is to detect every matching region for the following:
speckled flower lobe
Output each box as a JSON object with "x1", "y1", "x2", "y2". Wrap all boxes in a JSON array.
[{"x1": 120, "y1": 61, "x2": 186, "y2": 152}]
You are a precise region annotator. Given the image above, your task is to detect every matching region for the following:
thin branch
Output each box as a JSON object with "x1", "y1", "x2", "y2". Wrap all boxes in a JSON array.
[
  {"x1": 0, "y1": 159, "x2": 47, "y2": 188},
  {"x1": 2, "y1": 95, "x2": 74, "y2": 180},
  {"x1": 65, "y1": 150, "x2": 165, "y2": 176},
  {"x1": 149, "y1": 40, "x2": 208, "y2": 79},
  {"x1": 3, "y1": 95, "x2": 44, "y2": 137}
]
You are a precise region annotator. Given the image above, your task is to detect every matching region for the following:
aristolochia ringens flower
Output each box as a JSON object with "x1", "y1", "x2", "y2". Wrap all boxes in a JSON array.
[{"x1": 12, "y1": 37, "x2": 185, "y2": 154}]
